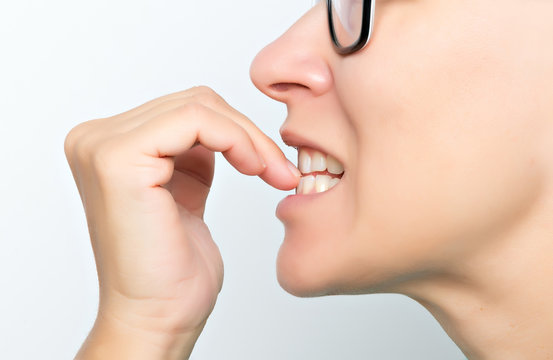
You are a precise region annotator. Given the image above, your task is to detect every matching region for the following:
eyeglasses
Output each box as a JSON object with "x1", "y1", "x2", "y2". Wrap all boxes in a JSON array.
[{"x1": 326, "y1": 0, "x2": 375, "y2": 55}]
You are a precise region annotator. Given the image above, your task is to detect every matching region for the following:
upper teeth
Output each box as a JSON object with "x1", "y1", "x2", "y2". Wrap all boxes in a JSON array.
[
  {"x1": 298, "y1": 148, "x2": 344, "y2": 175},
  {"x1": 296, "y1": 148, "x2": 344, "y2": 195}
]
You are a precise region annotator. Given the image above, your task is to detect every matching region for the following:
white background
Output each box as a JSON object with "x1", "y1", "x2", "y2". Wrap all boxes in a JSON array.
[{"x1": 0, "y1": 0, "x2": 465, "y2": 359}]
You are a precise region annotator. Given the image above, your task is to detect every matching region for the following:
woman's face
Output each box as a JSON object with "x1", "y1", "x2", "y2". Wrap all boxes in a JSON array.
[{"x1": 250, "y1": 0, "x2": 553, "y2": 297}]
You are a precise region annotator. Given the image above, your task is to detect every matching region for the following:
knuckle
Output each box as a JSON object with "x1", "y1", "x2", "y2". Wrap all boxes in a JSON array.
[
  {"x1": 192, "y1": 85, "x2": 217, "y2": 97},
  {"x1": 190, "y1": 87, "x2": 223, "y2": 108},
  {"x1": 64, "y1": 130, "x2": 78, "y2": 161},
  {"x1": 64, "y1": 123, "x2": 84, "y2": 155},
  {"x1": 195, "y1": 94, "x2": 220, "y2": 109},
  {"x1": 64, "y1": 119, "x2": 124, "y2": 177},
  {"x1": 64, "y1": 120, "x2": 129, "y2": 191},
  {"x1": 64, "y1": 120, "x2": 98, "y2": 164}
]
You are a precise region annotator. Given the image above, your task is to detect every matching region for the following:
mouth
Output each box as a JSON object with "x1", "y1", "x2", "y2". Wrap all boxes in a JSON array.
[{"x1": 296, "y1": 147, "x2": 345, "y2": 195}]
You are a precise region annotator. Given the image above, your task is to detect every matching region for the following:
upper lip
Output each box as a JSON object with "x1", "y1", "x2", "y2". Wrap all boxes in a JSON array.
[{"x1": 280, "y1": 128, "x2": 345, "y2": 170}]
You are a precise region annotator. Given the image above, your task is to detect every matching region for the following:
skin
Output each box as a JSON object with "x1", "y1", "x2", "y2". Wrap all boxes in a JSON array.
[{"x1": 65, "y1": 0, "x2": 553, "y2": 359}]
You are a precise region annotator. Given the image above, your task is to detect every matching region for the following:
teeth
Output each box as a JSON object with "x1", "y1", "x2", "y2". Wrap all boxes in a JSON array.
[
  {"x1": 315, "y1": 175, "x2": 331, "y2": 192},
  {"x1": 298, "y1": 175, "x2": 340, "y2": 194},
  {"x1": 311, "y1": 151, "x2": 326, "y2": 172},
  {"x1": 296, "y1": 147, "x2": 344, "y2": 195},
  {"x1": 297, "y1": 148, "x2": 345, "y2": 175},
  {"x1": 327, "y1": 155, "x2": 344, "y2": 175},
  {"x1": 329, "y1": 177, "x2": 340, "y2": 189},
  {"x1": 298, "y1": 175, "x2": 315, "y2": 195},
  {"x1": 299, "y1": 149, "x2": 312, "y2": 173}
]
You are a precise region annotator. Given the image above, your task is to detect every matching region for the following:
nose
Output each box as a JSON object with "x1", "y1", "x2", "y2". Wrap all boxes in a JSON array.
[{"x1": 250, "y1": 5, "x2": 334, "y2": 104}]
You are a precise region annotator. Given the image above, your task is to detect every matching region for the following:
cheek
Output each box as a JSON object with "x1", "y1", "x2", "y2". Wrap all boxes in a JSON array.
[
  {"x1": 335, "y1": 1, "x2": 546, "y2": 286},
  {"x1": 354, "y1": 121, "x2": 543, "y2": 277}
]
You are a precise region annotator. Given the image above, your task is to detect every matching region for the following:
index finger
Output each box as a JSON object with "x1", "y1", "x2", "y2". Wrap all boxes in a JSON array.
[{"x1": 190, "y1": 87, "x2": 300, "y2": 191}]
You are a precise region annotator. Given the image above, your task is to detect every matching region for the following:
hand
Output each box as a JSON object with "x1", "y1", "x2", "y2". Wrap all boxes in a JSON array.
[{"x1": 64, "y1": 86, "x2": 299, "y2": 359}]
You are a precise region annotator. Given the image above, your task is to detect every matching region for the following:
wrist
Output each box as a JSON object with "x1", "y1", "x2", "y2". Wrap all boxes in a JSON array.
[{"x1": 75, "y1": 310, "x2": 204, "y2": 360}]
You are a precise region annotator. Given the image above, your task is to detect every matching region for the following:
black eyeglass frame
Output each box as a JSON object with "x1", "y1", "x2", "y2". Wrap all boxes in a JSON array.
[{"x1": 327, "y1": 0, "x2": 375, "y2": 55}]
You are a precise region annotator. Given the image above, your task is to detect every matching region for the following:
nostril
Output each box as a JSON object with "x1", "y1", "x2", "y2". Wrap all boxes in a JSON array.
[{"x1": 270, "y1": 83, "x2": 310, "y2": 92}]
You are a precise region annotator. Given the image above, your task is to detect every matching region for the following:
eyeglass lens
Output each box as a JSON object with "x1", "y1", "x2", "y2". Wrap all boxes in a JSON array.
[{"x1": 331, "y1": 0, "x2": 364, "y2": 48}]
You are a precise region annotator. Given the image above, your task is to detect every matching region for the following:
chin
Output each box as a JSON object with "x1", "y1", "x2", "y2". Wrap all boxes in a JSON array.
[
  {"x1": 276, "y1": 251, "x2": 331, "y2": 297},
  {"x1": 274, "y1": 230, "x2": 357, "y2": 297},
  {"x1": 274, "y1": 227, "x2": 426, "y2": 298}
]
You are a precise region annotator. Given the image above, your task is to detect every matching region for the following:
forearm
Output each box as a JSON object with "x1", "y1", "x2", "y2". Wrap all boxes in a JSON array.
[{"x1": 75, "y1": 313, "x2": 203, "y2": 360}]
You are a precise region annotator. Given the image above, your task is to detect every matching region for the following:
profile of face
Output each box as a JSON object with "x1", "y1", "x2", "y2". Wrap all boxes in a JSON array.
[{"x1": 250, "y1": 0, "x2": 553, "y2": 297}]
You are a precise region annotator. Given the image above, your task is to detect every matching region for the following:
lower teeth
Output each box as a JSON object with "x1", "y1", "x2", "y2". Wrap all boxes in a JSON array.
[{"x1": 297, "y1": 174, "x2": 340, "y2": 195}]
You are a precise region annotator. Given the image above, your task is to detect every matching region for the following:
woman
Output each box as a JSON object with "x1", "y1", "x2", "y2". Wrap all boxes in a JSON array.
[{"x1": 64, "y1": 0, "x2": 553, "y2": 358}]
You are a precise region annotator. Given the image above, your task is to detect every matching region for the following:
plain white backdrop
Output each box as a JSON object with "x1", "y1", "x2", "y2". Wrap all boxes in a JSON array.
[{"x1": 0, "y1": 0, "x2": 465, "y2": 359}]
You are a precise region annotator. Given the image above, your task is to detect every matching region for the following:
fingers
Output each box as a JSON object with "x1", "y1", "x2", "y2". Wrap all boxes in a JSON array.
[
  {"x1": 193, "y1": 90, "x2": 300, "y2": 190},
  {"x1": 123, "y1": 103, "x2": 267, "y2": 188},
  {"x1": 121, "y1": 87, "x2": 300, "y2": 190},
  {"x1": 106, "y1": 87, "x2": 208, "y2": 126},
  {"x1": 83, "y1": 86, "x2": 299, "y2": 191}
]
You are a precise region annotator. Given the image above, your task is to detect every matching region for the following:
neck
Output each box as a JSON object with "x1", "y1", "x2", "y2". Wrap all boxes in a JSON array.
[{"x1": 401, "y1": 196, "x2": 553, "y2": 360}]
